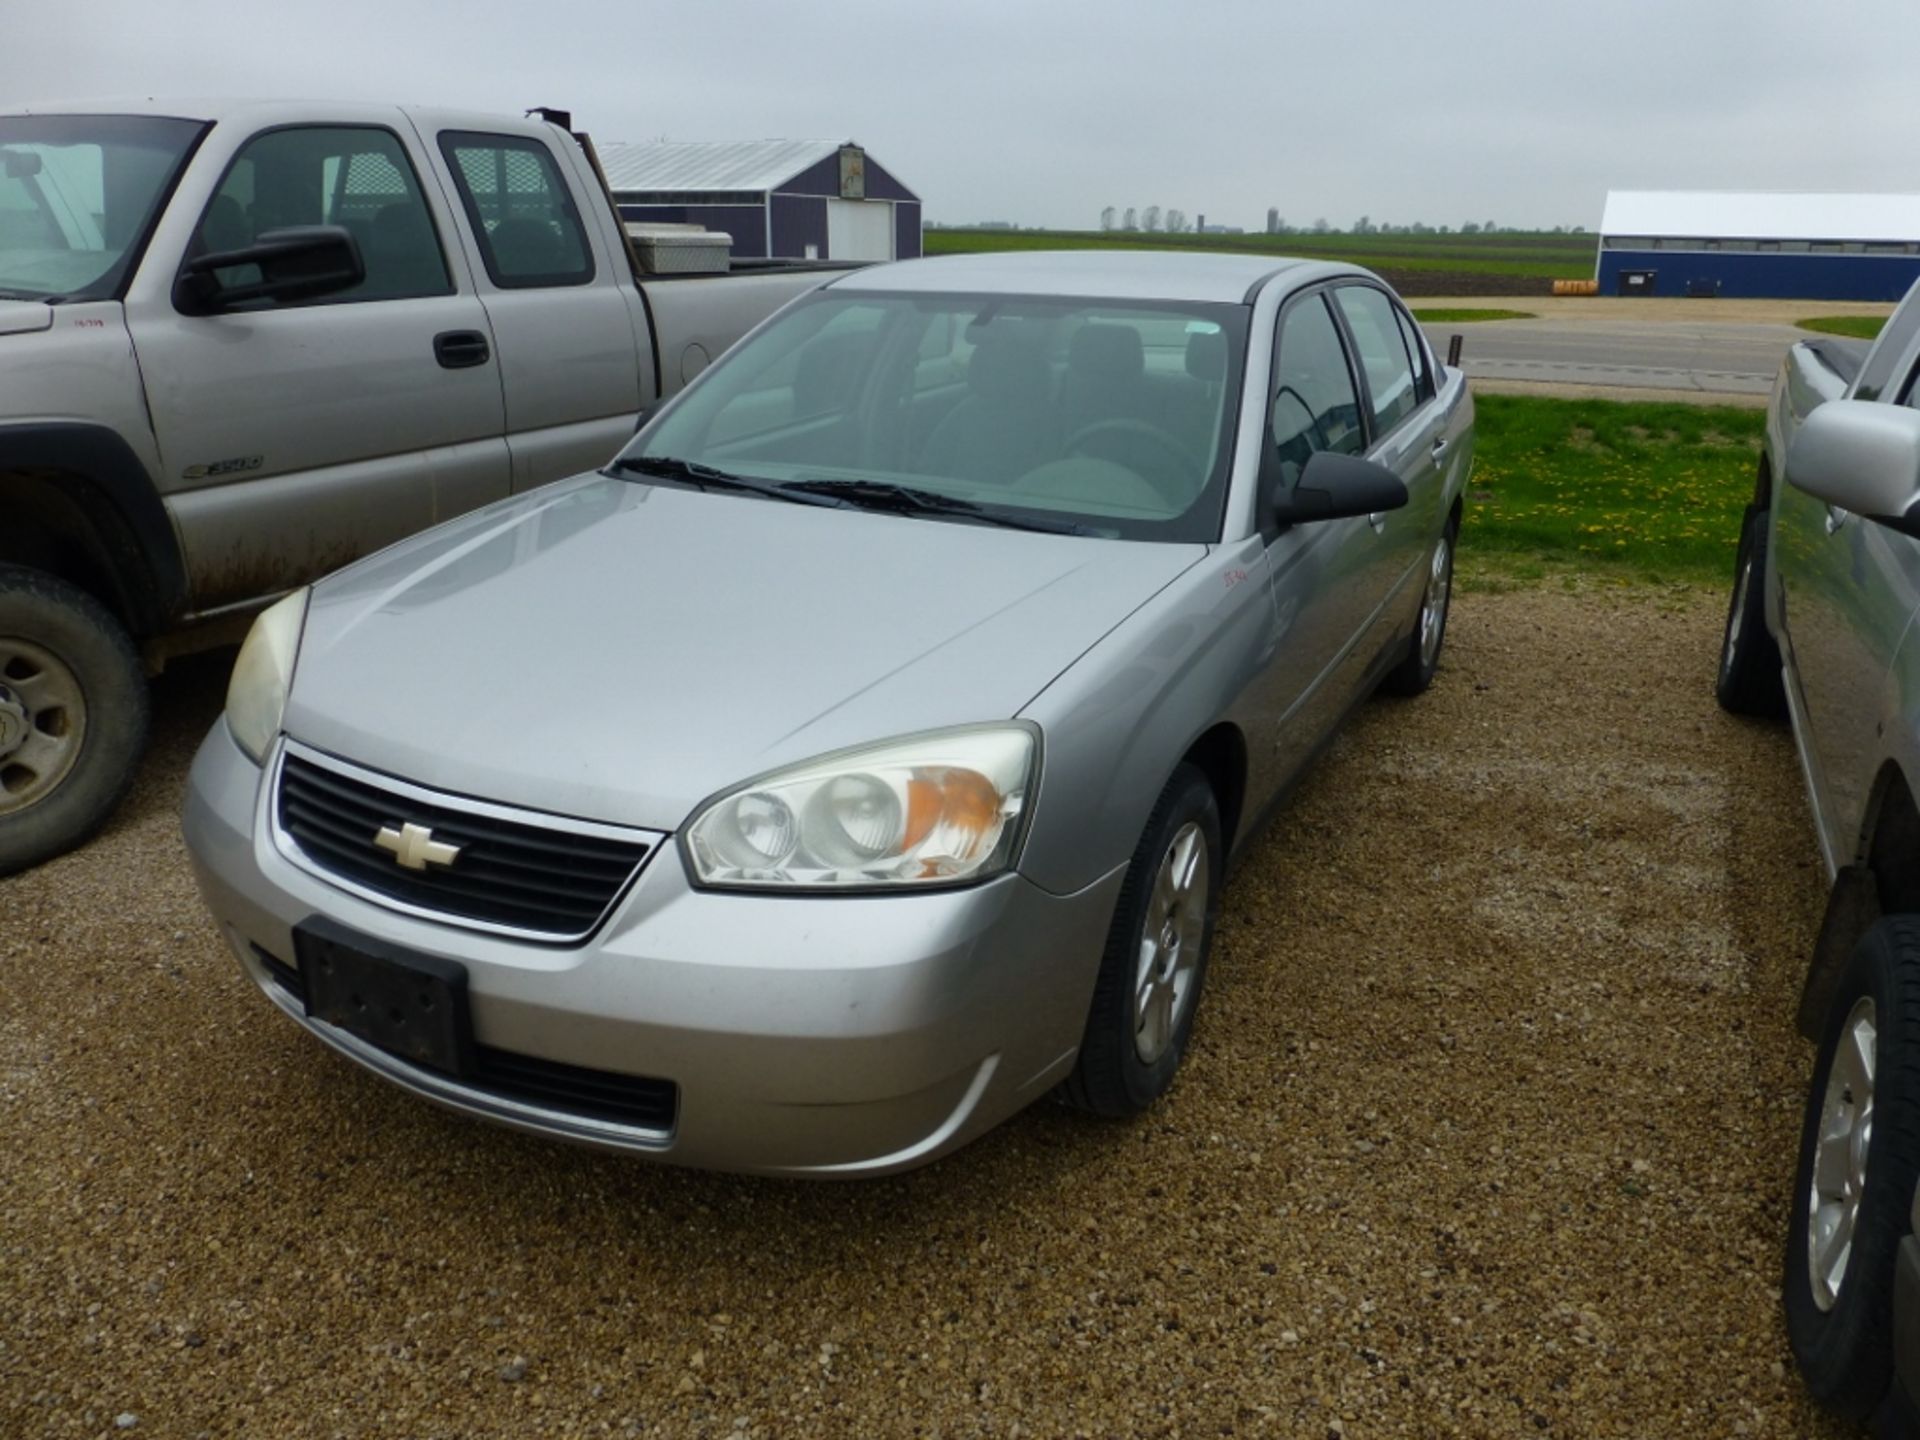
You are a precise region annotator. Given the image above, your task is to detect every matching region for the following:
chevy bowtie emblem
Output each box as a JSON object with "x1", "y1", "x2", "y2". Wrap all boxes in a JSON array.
[{"x1": 374, "y1": 821, "x2": 462, "y2": 871}]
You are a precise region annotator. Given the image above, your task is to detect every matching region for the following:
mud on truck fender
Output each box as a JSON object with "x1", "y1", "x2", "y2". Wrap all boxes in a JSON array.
[{"x1": 0, "y1": 422, "x2": 188, "y2": 874}]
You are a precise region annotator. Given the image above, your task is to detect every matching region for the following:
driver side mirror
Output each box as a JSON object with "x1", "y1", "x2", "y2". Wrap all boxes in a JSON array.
[
  {"x1": 173, "y1": 225, "x2": 366, "y2": 315},
  {"x1": 1786, "y1": 399, "x2": 1920, "y2": 537},
  {"x1": 1263, "y1": 451, "x2": 1409, "y2": 531}
]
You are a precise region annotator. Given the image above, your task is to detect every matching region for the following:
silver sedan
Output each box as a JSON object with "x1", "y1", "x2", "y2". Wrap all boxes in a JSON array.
[{"x1": 183, "y1": 251, "x2": 1473, "y2": 1175}]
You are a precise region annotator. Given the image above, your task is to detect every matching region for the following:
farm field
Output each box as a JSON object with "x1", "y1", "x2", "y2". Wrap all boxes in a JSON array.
[{"x1": 924, "y1": 227, "x2": 1597, "y2": 296}]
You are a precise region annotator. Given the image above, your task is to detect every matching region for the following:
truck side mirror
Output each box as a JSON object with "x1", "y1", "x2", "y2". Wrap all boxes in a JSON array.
[
  {"x1": 1786, "y1": 399, "x2": 1920, "y2": 538},
  {"x1": 174, "y1": 225, "x2": 366, "y2": 315}
]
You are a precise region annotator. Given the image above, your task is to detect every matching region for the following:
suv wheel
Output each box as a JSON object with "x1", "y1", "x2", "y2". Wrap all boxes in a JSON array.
[
  {"x1": 0, "y1": 566, "x2": 149, "y2": 875},
  {"x1": 1785, "y1": 917, "x2": 1920, "y2": 1419}
]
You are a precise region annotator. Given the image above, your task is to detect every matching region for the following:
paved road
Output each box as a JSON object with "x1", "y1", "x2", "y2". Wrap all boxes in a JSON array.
[{"x1": 1419, "y1": 315, "x2": 1805, "y2": 396}]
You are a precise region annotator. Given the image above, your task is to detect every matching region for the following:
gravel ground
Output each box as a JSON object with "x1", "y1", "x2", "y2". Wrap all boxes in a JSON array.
[{"x1": 1, "y1": 586, "x2": 1850, "y2": 1439}]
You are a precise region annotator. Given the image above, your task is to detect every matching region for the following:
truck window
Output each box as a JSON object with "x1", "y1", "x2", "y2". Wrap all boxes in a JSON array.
[
  {"x1": 187, "y1": 126, "x2": 451, "y2": 305},
  {"x1": 0, "y1": 114, "x2": 203, "y2": 303},
  {"x1": 437, "y1": 132, "x2": 594, "y2": 289}
]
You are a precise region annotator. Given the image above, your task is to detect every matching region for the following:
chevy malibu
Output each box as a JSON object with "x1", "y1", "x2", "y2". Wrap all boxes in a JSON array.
[{"x1": 183, "y1": 251, "x2": 1473, "y2": 1176}]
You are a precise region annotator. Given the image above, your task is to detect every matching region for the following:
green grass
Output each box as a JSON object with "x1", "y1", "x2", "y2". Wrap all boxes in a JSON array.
[
  {"x1": 1411, "y1": 307, "x2": 1535, "y2": 323},
  {"x1": 923, "y1": 228, "x2": 1595, "y2": 280},
  {"x1": 1463, "y1": 396, "x2": 1762, "y2": 585},
  {"x1": 1796, "y1": 315, "x2": 1887, "y2": 339}
]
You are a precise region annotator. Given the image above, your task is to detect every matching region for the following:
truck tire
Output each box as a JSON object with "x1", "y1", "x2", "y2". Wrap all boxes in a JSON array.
[
  {"x1": 1785, "y1": 917, "x2": 1920, "y2": 1420},
  {"x1": 0, "y1": 566, "x2": 149, "y2": 875},
  {"x1": 1061, "y1": 764, "x2": 1221, "y2": 1117},
  {"x1": 1717, "y1": 504, "x2": 1787, "y2": 718}
]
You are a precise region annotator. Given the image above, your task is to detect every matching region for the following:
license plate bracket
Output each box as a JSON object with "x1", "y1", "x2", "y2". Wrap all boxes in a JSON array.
[{"x1": 294, "y1": 917, "x2": 473, "y2": 1077}]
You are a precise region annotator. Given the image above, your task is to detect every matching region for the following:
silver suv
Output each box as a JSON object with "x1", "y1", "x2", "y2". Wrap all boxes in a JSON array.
[{"x1": 1718, "y1": 277, "x2": 1920, "y2": 1426}]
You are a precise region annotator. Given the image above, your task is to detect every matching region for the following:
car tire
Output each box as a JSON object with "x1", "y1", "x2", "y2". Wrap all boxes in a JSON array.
[
  {"x1": 1716, "y1": 503, "x2": 1787, "y2": 718},
  {"x1": 1785, "y1": 917, "x2": 1920, "y2": 1420},
  {"x1": 1061, "y1": 763, "x2": 1222, "y2": 1118},
  {"x1": 1380, "y1": 516, "x2": 1457, "y2": 697},
  {"x1": 0, "y1": 566, "x2": 149, "y2": 876}
]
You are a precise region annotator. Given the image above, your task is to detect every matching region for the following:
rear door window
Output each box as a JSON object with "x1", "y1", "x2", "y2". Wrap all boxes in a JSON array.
[
  {"x1": 438, "y1": 132, "x2": 594, "y2": 289},
  {"x1": 1334, "y1": 285, "x2": 1419, "y2": 436}
]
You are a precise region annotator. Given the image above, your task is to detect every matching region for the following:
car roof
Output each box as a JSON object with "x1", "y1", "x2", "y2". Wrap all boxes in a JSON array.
[{"x1": 828, "y1": 249, "x2": 1374, "y2": 305}]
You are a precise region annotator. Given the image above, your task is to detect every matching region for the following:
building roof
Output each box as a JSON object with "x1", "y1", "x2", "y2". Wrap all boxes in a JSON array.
[
  {"x1": 1601, "y1": 190, "x2": 1920, "y2": 244},
  {"x1": 596, "y1": 139, "x2": 846, "y2": 195},
  {"x1": 828, "y1": 250, "x2": 1355, "y2": 304}
]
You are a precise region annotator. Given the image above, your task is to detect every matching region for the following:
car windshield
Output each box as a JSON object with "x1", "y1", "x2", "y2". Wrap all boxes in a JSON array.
[
  {"x1": 0, "y1": 114, "x2": 204, "y2": 302},
  {"x1": 622, "y1": 289, "x2": 1250, "y2": 542}
]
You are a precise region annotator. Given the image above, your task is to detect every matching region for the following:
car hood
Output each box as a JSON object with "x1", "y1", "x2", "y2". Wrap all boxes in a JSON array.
[{"x1": 284, "y1": 475, "x2": 1205, "y2": 830}]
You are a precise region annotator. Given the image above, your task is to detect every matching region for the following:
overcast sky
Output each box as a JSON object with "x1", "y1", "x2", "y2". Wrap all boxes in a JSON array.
[{"x1": 9, "y1": 0, "x2": 1914, "y2": 232}]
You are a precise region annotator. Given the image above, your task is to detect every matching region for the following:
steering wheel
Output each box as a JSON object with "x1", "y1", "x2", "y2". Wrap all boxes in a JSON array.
[{"x1": 1062, "y1": 419, "x2": 1201, "y2": 506}]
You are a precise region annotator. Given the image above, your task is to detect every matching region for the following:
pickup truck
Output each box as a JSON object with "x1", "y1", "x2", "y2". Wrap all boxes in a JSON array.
[
  {"x1": 0, "y1": 100, "x2": 840, "y2": 873},
  {"x1": 1717, "y1": 279, "x2": 1920, "y2": 1427}
]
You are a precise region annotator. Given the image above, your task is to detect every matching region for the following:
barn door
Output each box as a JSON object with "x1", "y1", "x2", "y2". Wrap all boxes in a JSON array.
[{"x1": 826, "y1": 199, "x2": 893, "y2": 261}]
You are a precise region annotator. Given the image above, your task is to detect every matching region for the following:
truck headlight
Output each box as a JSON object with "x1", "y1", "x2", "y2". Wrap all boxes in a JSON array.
[
  {"x1": 684, "y1": 724, "x2": 1038, "y2": 890},
  {"x1": 226, "y1": 588, "x2": 309, "y2": 764}
]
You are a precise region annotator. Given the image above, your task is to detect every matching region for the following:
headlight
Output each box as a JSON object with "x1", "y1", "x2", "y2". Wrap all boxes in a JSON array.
[
  {"x1": 685, "y1": 725, "x2": 1038, "y2": 890},
  {"x1": 226, "y1": 588, "x2": 309, "y2": 764}
]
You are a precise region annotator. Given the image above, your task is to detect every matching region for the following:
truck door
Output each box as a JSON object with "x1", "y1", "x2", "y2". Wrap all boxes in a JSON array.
[
  {"x1": 124, "y1": 119, "x2": 509, "y2": 611},
  {"x1": 427, "y1": 127, "x2": 649, "y2": 491}
]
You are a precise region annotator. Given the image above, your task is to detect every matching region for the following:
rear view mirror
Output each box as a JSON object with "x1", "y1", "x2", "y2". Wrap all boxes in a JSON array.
[
  {"x1": 1786, "y1": 399, "x2": 1920, "y2": 537},
  {"x1": 1266, "y1": 452, "x2": 1409, "y2": 529},
  {"x1": 174, "y1": 225, "x2": 365, "y2": 315},
  {"x1": 1, "y1": 148, "x2": 43, "y2": 179}
]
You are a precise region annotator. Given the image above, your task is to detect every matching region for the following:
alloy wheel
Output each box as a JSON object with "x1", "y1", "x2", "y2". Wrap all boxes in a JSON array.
[
  {"x1": 1808, "y1": 997, "x2": 1877, "y2": 1312},
  {"x1": 1133, "y1": 821, "x2": 1209, "y2": 1064}
]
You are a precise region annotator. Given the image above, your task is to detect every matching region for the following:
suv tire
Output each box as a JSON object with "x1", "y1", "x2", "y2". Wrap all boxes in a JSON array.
[{"x1": 1717, "y1": 503, "x2": 1787, "y2": 718}]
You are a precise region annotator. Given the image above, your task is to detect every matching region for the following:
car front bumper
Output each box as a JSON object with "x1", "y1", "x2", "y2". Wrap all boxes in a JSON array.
[{"x1": 183, "y1": 721, "x2": 1124, "y2": 1177}]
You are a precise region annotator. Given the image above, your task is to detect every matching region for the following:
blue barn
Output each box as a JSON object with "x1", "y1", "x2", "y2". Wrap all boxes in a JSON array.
[
  {"x1": 1597, "y1": 191, "x2": 1920, "y2": 301},
  {"x1": 596, "y1": 139, "x2": 921, "y2": 264}
]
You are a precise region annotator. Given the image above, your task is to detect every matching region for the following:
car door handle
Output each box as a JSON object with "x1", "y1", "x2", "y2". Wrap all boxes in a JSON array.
[
  {"x1": 1826, "y1": 507, "x2": 1849, "y2": 535},
  {"x1": 433, "y1": 330, "x2": 491, "y2": 369},
  {"x1": 1431, "y1": 437, "x2": 1448, "y2": 466},
  {"x1": 1367, "y1": 511, "x2": 1387, "y2": 533}
]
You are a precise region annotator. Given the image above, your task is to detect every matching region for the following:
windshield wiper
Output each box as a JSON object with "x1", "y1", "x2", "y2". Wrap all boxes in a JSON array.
[
  {"x1": 782, "y1": 477, "x2": 1098, "y2": 535},
  {"x1": 605, "y1": 454, "x2": 849, "y2": 510}
]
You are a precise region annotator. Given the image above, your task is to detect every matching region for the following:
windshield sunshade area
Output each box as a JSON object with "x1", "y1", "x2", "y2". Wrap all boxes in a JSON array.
[
  {"x1": 0, "y1": 114, "x2": 204, "y2": 303},
  {"x1": 622, "y1": 289, "x2": 1250, "y2": 542}
]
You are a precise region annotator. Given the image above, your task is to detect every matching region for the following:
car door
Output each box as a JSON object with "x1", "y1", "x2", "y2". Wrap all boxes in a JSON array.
[
  {"x1": 1252, "y1": 289, "x2": 1393, "y2": 790},
  {"x1": 427, "y1": 126, "x2": 650, "y2": 491},
  {"x1": 126, "y1": 118, "x2": 510, "y2": 612},
  {"x1": 1331, "y1": 283, "x2": 1448, "y2": 619},
  {"x1": 1779, "y1": 355, "x2": 1920, "y2": 860}
]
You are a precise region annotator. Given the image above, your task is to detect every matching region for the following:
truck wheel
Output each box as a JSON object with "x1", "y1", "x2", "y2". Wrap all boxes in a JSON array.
[
  {"x1": 1061, "y1": 764, "x2": 1221, "y2": 1117},
  {"x1": 0, "y1": 566, "x2": 149, "y2": 875},
  {"x1": 1717, "y1": 504, "x2": 1786, "y2": 718},
  {"x1": 1380, "y1": 517, "x2": 1457, "y2": 697},
  {"x1": 1785, "y1": 917, "x2": 1920, "y2": 1420}
]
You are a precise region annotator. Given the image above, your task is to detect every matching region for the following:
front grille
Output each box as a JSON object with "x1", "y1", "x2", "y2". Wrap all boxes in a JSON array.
[
  {"x1": 276, "y1": 749, "x2": 655, "y2": 939},
  {"x1": 254, "y1": 944, "x2": 678, "y2": 1132}
]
